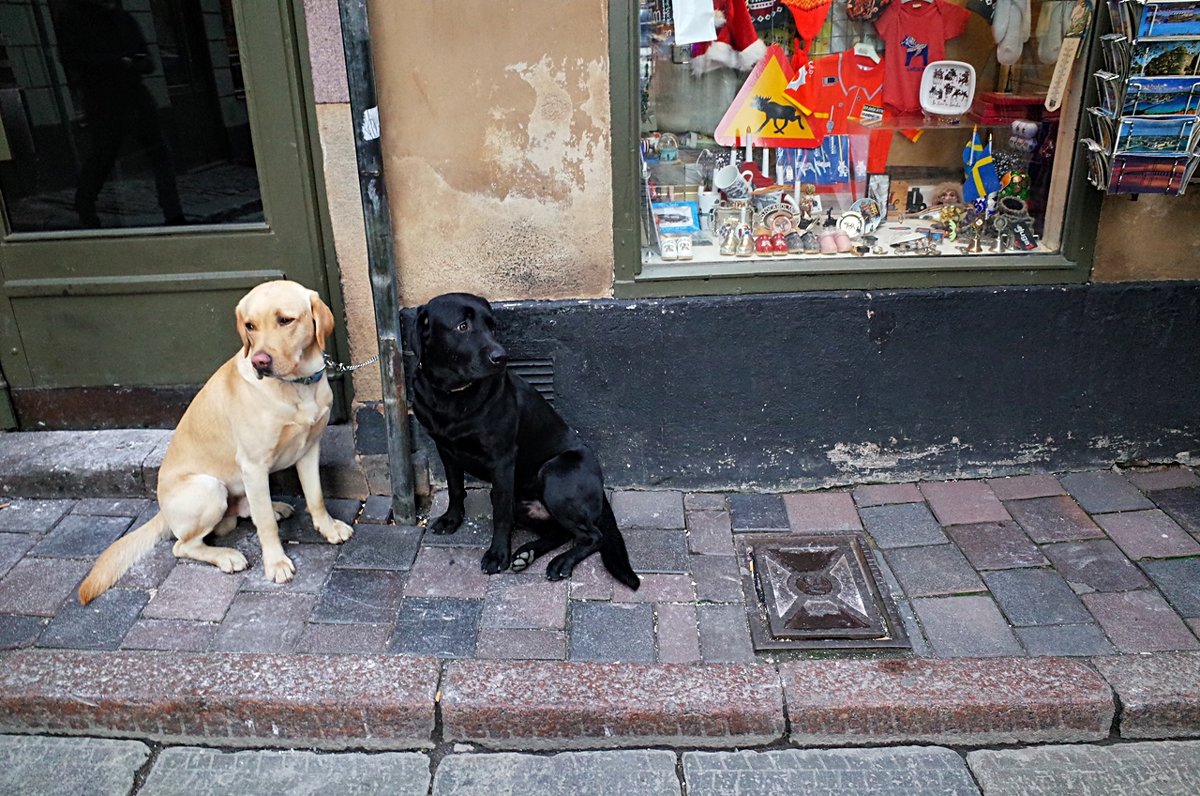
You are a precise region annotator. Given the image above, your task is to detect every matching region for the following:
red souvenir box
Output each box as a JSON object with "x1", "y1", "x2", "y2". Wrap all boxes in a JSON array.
[{"x1": 971, "y1": 92, "x2": 1045, "y2": 125}]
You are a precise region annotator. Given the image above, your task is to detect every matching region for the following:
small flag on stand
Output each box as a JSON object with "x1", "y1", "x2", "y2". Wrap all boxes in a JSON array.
[{"x1": 963, "y1": 127, "x2": 1001, "y2": 202}]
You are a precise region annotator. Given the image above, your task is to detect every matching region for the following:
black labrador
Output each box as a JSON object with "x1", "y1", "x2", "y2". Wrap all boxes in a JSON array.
[{"x1": 409, "y1": 293, "x2": 640, "y2": 590}]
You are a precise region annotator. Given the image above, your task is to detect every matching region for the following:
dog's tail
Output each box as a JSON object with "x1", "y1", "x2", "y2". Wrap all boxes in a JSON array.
[
  {"x1": 598, "y1": 496, "x2": 640, "y2": 591},
  {"x1": 78, "y1": 513, "x2": 171, "y2": 605}
]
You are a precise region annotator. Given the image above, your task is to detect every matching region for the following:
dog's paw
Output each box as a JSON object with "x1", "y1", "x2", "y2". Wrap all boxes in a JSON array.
[
  {"x1": 317, "y1": 518, "x2": 354, "y2": 544},
  {"x1": 480, "y1": 548, "x2": 509, "y2": 574},
  {"x1": 272, "y1": 501, "x2": 295, "y2": 521},
  {"x1": 214, "y1": 548, "x2": 249, "y2": 574},
  {"x1": 546, "y1": 557, "x2": 575, "y2": 582},
  {"x1": 430, "y1": 512, "x2": 464, "y2": 535},
  {"x1": 263, "y1": 554, "x2": 296, "y2": 583},
  {"x1": 510, "y1": 549, "x2": 536, "y2": 572}
]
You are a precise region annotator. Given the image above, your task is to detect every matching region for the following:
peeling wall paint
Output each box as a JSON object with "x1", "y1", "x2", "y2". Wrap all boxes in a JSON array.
[{"x1": 369, "y1": 1, "x2": 614, "y2": 305}]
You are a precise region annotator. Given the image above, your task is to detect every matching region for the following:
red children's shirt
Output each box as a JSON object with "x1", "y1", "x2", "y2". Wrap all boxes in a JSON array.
[
  {"x1": 796, "y1": 50, "x2": 886, "y2": 134},
  {"x1": 874, "y1": 0, "x2": 971, "y2": 113}
]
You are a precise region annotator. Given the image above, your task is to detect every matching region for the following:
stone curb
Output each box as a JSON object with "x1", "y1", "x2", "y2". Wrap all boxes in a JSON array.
[
  {"x1": 0, "y1": 650, "x2": 439, "y2": 750},
  {"x1": 0, "y1": 427, "x2": 368, "y2": 500},
  {"x1": 780, "y1": 657, "x2": 1116, "y2": 746},
  {"x1": 440, "y1": 660, "x2": 786, "y2": 750},
  {"x1": 1092, "y1": 652, "x2": 1200, "y2": 739},
  {"x1": 2, "y1": 651, "x2": 1199, "y2": 750}
]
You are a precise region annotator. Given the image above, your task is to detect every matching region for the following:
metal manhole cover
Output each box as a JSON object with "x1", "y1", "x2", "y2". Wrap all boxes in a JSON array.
[{"x1": 737, "y1": 533, "x2": 910, "y2": 651}]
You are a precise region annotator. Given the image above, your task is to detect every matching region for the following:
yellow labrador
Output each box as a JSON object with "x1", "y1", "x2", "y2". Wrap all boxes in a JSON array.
[{"x1": 79, "y1": 280, "x2": 354, "y2": 604}]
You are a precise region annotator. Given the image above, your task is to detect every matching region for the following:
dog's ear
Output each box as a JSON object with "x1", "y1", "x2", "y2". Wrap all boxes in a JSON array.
[
  {"x1": 235, "y1": 300, "x2": 252, "y2": 356},
  {"x1": 410, "y1": 305, "x2": 428, "y2": 364},
  {"x1": 310, "y1": 291, "x2": 336, "y2": 350}
]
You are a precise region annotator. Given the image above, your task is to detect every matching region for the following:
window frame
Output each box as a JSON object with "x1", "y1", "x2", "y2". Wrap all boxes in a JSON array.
[{"x1": 608, "y1": 1, "x2": 1105, "y2": 299}]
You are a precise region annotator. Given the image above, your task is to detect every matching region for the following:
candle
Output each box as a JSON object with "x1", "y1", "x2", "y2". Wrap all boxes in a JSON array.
[
  {"x1": 745, "y1": 127, "x2": 752, "y2": 165},
  {"x1": 762, "y1": 147, "x2": 770, "y2": 180}
]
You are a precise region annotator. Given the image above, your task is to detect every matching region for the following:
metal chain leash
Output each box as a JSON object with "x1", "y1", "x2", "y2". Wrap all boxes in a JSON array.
[{"x1": 323, "y1": 351, "x2": 380, "y2": 378}]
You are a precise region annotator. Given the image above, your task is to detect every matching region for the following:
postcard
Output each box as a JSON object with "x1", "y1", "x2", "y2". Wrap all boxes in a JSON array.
[
  {"x1": 1138, "y1": 1, "x2": 1200, "y2": 40},
  {"x1": 1122, "y1": 75, "x2": 1200, "y2": 115},
  {"x1": 1130, "y1": 39, "x2": 1200, "y2": 77},
  {"x1": 1113, "y1": 114, "x2": 1197, "y2": 154},
  {"x1": 1108, "y1": 152, "x2": 1197, "y2": 194}
]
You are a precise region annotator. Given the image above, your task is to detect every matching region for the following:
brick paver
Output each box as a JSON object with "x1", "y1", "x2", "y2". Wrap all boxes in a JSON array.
[
  {"x1": 121, "y1": 618, "x2": 218, "y2": 652},
  {"x1": 481, "y1": 578, "x2": 568, "y2": 629},
  {"x1": 1094, "y1": 510, "x2": 1200, "y2": 560},
  {"x1": 0, "y1": 558, "x2": 91, "y2": 617},
  {"x1": 1005, "y1": 496, "x2": 1104, "y2": 543},
  {"x1": 1060, "y1": 471, "x2": 1155, "y2": 514},
  {"x1": 213, "y1": 592, "x2": 316, "y2": 653},
  {"x1": 727, "y1": 493, "x2": 788, "y2": 531},
  {"x1": 852, "y1": 482, "x2": 924, "y2": 507},
  {"x1": 689, "y1": 554, "x2": 744, "y2": 603},
  {"x1": 404, "y1": 546, "x2": 490, "y2": 599},
  {"x1": 388, "y1": 597, "x2": 482, "y2": 658},
  {"x1": 1082, "y1": 591, "x2": 1200, "y2": 653},
  {"x1": 968, "y1": 741, "x2": 1200, "y2": 795},
  {"x1": 142, "y1": 564, "x2": 244, "y2": 622},
  {"x1": 1123, "y1": 465, "x2": 1200, "y2": 492},
  {"x1": 0, "y1": 499, "x2": 74, "y2": 533},
  {"x1": 29, "y1": 514, "x2": 132, "y2": 558},
  {"x1": 312, "y1": 569, "x2": 405, "y2": 625},
  {"x1": 1141, "y1": 557, "x2": 1200, "y2": 617},
  {"x1": 295, "y1": 623, "x2": 391, "y2": 655},
  {"x1": 945, "y1": 521, "x2": 1046, "y2": 570},
  {"x1": 1041, "y1": 539, "x2": 1150, "y2": 592},
  {"x1": 0, "y1": 735, "x2": 149, "y2": 796},
  {"x1": 985, "y1": 474, "x2": 1066, "y2": 501},
  {"x1": 1016, "y1": 623, "x2": 1116, "y2": 657},
  {"x1": 860, "y1": 503, "x2": 947, "y2": 548},
  {"x1": 433, "y1": 751, "x2": 679, "y2": 796},
  {"x1": 1150, "y1": 487, "x2": 1200, "y2": 535},
  {"x1": 475, "y1": 628, "x2": 567, "y2": 660},
  {"x1": 621, "y1": 529, "x2": 689, "y2": 573},
  {"x1": 40, "y1": 588, "x2": 149, "y2": 650},
  {"x1": 684, "y1": 748, "x2": 979, "y2": 796},
  {"x1": 142, "y1": 748, "x2": 431, "y2": 796},
  {"x1": 911, "y1": 595, "x2": 1022, "y2": 657},
  {"x1": 920, "y1": 480, "x2": 1010, "y2": 525},
  {"x1": 654, "y1": 602, "x2": 701, "y2": 663},
  {"x1": 783, "y1": 491, "x2": 862, "y2": 531},
  {"x1": 984, "y1": 568, "x2": 1092, "y2": 626},
  {"x1": 611, "y1": 491, "x2": 685, "y2": 529},
  {"x1": 684, "y1": 510, "x2": 734, "y2": 555},
  {"x1": 569, "y1": 601, "x2": 654, "y2": 663},
  {"x1": 697, "y1": 603, "x2": 754, "y2": 663},
  {"x1": 883, "y1": 544, "x2": 985, "y2": 597}
]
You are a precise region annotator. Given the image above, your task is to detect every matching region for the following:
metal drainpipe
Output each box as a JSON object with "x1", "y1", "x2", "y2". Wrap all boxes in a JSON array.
[{"x1": 335, "y1": 0, "x2": 416, "y2": 525}]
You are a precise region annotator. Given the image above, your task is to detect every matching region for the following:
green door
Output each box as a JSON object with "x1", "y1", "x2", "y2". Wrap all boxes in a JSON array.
[{"x1": 0, "y1": 0, "x2": 337, "y2": 429}]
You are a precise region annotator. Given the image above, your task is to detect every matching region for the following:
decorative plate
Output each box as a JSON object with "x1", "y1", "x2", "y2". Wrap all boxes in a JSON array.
[{"x1": 919, "y1": 61, "x2": 976, "y2": 117}]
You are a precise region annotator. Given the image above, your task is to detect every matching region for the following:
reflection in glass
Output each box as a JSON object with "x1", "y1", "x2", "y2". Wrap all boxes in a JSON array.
[{"x1": 0, "y1": 0, "x2": 263, "y2": 233}]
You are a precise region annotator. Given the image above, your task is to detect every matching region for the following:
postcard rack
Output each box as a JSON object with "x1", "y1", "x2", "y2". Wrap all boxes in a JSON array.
[{"x1": 1083, "y1": 0, "x2": 1200, "y2": 195}]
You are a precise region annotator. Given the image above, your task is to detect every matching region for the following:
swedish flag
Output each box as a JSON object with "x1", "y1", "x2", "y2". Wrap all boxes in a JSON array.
[{"x1": 963, "y1": 128, "x2": 1001, "y2": 202}]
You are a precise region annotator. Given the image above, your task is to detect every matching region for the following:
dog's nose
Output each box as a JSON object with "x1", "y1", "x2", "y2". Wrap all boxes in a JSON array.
[
  {"x1": 251, "y1": 352, "x2": 272, "y2": 373},
  {"x1": 488, "y1": 348, "x2": 508, "y2": 367}
]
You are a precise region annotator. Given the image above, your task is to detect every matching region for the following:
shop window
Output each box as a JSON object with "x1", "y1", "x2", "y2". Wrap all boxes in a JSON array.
[{"x1": 614, "y1": 0, "x2": 1102, "y2": 295}]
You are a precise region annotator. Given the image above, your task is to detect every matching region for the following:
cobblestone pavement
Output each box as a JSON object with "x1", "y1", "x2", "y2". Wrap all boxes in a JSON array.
[
  {"x1": 2, "y1": 734, "x2": 1200, "y2": 795},
  {"x1": 2, "y1": 465, "x2": 1199, "y2": 660}
]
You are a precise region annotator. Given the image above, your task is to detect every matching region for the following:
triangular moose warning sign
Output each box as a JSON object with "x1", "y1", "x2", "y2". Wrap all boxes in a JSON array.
[{"x1": 714, "y1": 44, "x2": 821, "y2": 149}]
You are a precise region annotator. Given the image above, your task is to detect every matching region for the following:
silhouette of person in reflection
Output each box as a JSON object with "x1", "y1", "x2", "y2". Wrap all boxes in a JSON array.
[{"x1": 57, "y1": 0, "x2": 184, "y2": 227}]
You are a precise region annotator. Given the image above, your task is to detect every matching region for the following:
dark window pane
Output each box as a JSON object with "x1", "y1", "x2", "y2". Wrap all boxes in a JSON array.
[{"x1": 0, "y1": 0, "x2": 262, "y2": 233}]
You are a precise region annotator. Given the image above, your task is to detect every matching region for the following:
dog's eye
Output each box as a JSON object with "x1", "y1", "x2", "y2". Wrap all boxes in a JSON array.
[
  {"x1": 278, "y1": 317, "x2": 294, "y2": 326},
  {"x1": 456, "y1": 321, "x2": 469, "y2": 332},
  {"x1": 244, "y1": 322, "x2": 256, "y2": 332}
]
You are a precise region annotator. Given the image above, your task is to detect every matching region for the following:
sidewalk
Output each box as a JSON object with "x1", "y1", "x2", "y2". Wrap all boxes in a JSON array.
[{"x1": 1, "y1": 429, "x2": 1199, "y2": 790}]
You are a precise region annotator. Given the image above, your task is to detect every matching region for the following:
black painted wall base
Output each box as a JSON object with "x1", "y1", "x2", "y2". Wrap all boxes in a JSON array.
[{"x1": 400, "y1": 281, "x2": 1200, "y2": 492}]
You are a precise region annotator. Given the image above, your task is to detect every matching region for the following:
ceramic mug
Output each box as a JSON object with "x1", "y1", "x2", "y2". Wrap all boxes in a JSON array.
[{"x1": 713, "y1": 164, "x2": 751, "y2": 201}]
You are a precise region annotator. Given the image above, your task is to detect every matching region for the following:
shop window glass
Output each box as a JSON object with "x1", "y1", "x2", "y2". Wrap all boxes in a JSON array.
[{"x1": 637, "y1": 0, "x2": 1082, "y2": 267}]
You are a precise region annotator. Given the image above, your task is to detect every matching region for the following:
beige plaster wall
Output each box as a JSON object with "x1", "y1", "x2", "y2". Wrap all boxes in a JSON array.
[
  {"x1": 368, "y1": 0, "x2": 615, "y2": 305},
  {"x1": 1092, "y1": 193, "x2": 1200, "y2": 282}
]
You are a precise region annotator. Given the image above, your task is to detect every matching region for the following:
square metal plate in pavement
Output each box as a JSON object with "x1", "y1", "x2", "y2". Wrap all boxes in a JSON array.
[{"x1": 737, "y1": 533, "x2": 910, "y2": 651}]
